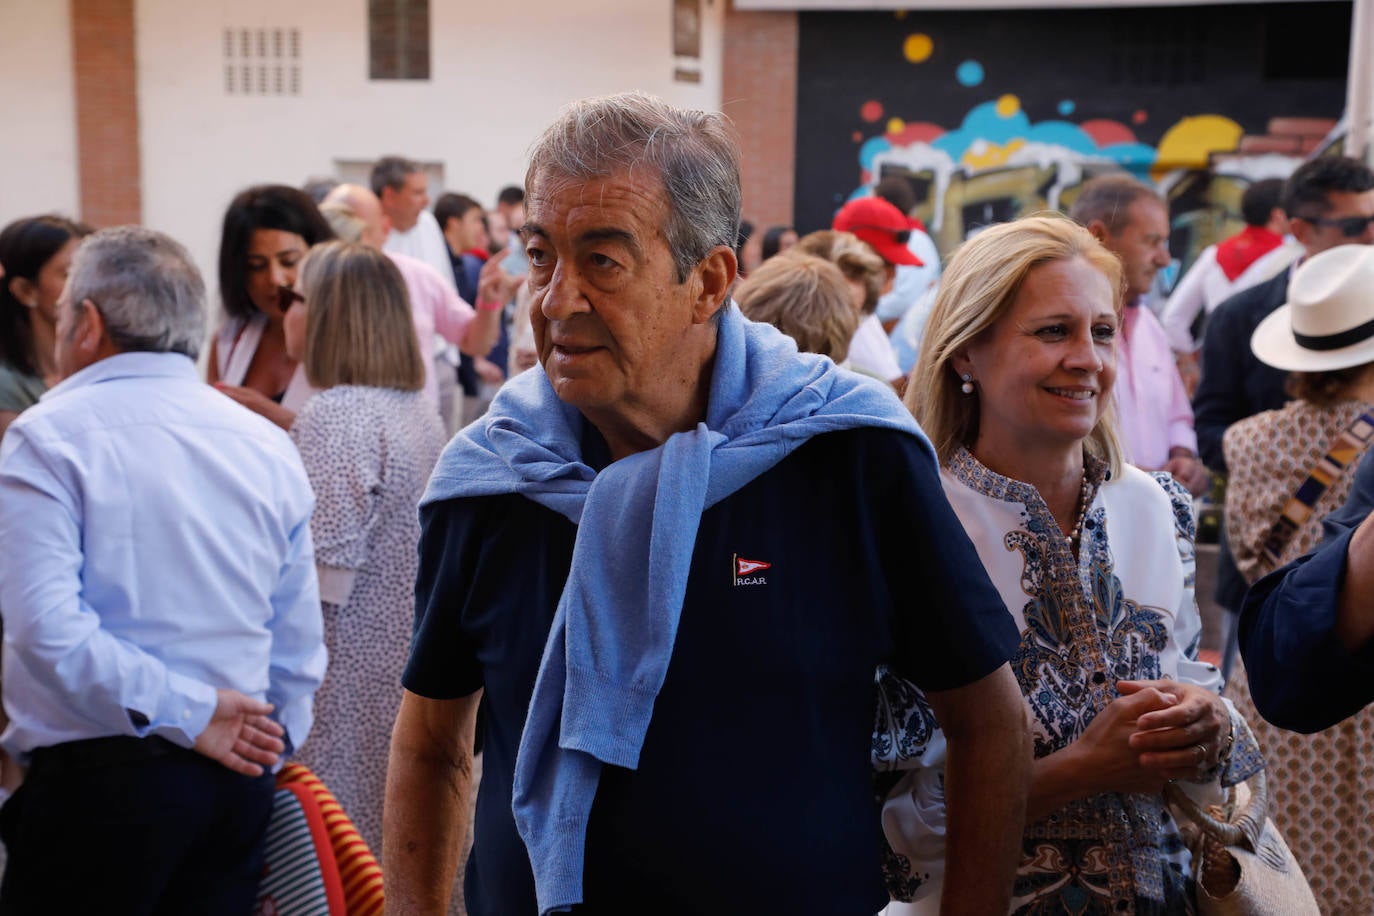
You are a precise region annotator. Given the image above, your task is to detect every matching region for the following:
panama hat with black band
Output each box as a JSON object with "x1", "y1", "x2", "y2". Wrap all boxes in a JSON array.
[{"x1": 1251, "y1": 244, "x2": 1374, "y2": 372}]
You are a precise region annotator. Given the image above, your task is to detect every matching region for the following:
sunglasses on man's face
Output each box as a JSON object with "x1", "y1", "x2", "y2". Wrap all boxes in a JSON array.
[
  {"x1": 853, "y1": 225, "x2": 911, "y2": 244},
  {"x1": 1302, "y1": 214, "x2": 1374, "y2": 238},
  {"x1": 277, "y1": 285, "x2": 304, "y2": 312}
]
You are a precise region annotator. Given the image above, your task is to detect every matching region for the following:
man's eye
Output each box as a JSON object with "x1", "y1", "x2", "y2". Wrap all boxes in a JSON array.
[
  {"x1": 588, "y1": 253, "x2": 617, "y2": 269},
  {"x1": 527, "y1": 247, "x2": 548, "y2": 267}
]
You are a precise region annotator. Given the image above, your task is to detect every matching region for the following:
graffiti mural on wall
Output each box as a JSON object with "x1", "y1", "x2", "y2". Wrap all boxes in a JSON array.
[
  {"x1": 856, "y1": 96, "x2": 1324, "y2": 273},
  {"x1": 795, "y1": 4, "x2": 1350, "y2": 278}
]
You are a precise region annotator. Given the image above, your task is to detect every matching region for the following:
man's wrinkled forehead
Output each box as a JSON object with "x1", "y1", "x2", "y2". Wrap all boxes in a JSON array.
[{"x1": 521, "y1": 168, "x2": 668, "y2": 238}]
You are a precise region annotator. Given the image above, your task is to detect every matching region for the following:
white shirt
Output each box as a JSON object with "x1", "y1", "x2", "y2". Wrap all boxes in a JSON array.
[
  {"x1": 1159, "y1": 241, "x2": 1298, "y2": 353},
  {"x1": 384, "y1": 209, "x2": 457, "y2": 293},
  {"x1": 847, "y1": 314, "x2": 903, "y2": 382},
  {"x1": 0, "y1": 352, "x2": 326, "y2": 761},
  {"x1": 876, "y1": 228, "x2": 942, "y2": 323}
]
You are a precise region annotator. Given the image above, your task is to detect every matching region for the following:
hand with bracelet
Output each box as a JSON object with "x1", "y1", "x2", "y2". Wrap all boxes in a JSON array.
[{"x1": 1121, "y1": 678, "x2": 1230, "y2": 780}]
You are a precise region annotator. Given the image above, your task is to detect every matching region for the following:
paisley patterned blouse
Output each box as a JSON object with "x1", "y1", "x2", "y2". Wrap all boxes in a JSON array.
[{"x1": 876, "y1": 449, "x2": 1264, "y2": 915}]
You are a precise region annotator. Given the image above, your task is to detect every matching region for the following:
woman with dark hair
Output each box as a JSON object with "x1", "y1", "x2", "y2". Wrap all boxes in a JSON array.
[
  {"x1": 760, "y1": 224, "x2": 799, "y2": 262},
  {"x1": 209, "y1": 184, "x2": 334, "y2": 430},
  {"x1": 0, "y1": 215, "x2": 88, "y2": 441}
]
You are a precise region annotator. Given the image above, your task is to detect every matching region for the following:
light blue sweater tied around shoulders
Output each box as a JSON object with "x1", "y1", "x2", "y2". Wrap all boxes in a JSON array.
[{"x1": 421, "y1": 305, "x2": 933, "y2": 914}]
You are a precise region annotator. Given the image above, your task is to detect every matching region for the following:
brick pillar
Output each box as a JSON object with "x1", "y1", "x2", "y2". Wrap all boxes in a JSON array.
[
  {"x1": 722, "y1": 4, "x2": 797, "y2": 228},
  {"x1": 71, "y1": 0, "x2": 142, "y2": 227}
]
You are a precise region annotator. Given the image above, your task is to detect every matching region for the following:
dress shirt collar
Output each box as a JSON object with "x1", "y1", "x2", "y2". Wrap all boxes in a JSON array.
[{"x1": 41, "y1": 351, "x2": 199, "y2": 402}]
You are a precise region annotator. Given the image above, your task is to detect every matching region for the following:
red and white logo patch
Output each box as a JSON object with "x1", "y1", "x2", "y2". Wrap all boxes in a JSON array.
[{"x1": 735, "y1": 557, "x2": 771, "y2": 576}]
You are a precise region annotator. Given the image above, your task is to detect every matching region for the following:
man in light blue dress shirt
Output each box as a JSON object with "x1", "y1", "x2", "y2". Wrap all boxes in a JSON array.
[{"x1": 0, "y1": 226, "x2": 326, "y2": 914}]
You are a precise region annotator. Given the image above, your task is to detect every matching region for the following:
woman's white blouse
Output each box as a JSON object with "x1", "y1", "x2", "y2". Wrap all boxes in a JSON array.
[{"x1": 876, "y1": 449, "x2": 1262, "y2": 914}]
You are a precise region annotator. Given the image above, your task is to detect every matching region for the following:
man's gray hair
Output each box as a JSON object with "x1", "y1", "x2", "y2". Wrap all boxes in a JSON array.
[
  {"x1": 370, "y1": 155, "x2": 421, "y2": 197},
  {"x1": 1068, "y1": 174, "x2": 1163, "y2": 235},
  {"x1": 525, "y1": 92, "x2": 742, "y2": 283},
  {"x1": 67, "y1": 226, "x2": 206, "y2": 360}
]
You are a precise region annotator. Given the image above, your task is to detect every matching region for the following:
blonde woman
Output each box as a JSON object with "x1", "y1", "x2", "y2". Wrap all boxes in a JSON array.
[
  {"x1": 283, "y1": 241, "x2": 446, "y2": 858},
  {"x1": 881, "y1": 214, "x2": 1262, "y2": 914},
  {"x1": 794, "y1": 228, "x2": 886, "y2": 318},
  {"x1": 735, "y1": 252, "x2": 859, "y2": 364}
]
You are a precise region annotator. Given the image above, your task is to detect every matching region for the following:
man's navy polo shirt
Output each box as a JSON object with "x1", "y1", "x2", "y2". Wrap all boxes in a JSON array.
[{"x1": 404, "y1": 425, "x2": 1018, "y2": 915}]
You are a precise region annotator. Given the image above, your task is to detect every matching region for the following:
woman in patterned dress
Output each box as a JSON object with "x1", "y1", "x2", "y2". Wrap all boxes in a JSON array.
[
  {"x1": 1222, "y1": 243, "x2": 1374, "y2": 914},
  {"x1": 880, "y1": 215, "x2": 1263, "y2": 915},
  {"x1": 283, "y1": 241, "x2": 446, "y2": 858}
]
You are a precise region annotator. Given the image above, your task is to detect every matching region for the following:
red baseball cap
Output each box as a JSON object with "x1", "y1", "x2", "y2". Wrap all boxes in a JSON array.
[{"x1": 832, "y1": 197, "x2": 923, "y2": 267}]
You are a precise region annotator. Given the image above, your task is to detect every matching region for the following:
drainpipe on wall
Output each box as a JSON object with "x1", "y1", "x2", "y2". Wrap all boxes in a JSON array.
[{"x1": 1348, "y1": 0, "x2": 1373, "y2": 162}]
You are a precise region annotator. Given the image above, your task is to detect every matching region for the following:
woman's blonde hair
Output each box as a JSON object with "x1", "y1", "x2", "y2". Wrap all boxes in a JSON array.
[
  {"x1": 793, "y1": 229, "x2": 886, "y2": 313},
  {"x1": 297, "y1": 240, "x2": 425, "y2": 391},
  {"x1": 905, "y1": 213, "x2": 1126, "y2": 476},
  {"x1": 736, "y1": 252, "x2": 859, "y2": 362}
]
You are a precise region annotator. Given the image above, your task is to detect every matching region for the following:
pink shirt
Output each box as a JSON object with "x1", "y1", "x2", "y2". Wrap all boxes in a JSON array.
[
  {"x1": 1114, "y1": 302, "x2": 1197, "y2": 470},
  {"x1": 387, "y1": 251, "x2": 476, "y2": 408}
]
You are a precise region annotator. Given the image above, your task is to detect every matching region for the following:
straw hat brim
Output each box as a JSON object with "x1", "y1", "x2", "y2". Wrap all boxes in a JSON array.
[{"x1": 1251, "y1": 303, "x2": 1374, "y2": 373}]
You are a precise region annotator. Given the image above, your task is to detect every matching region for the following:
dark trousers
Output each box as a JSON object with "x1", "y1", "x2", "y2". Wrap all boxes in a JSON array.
[{"x1": 0, "y1": 736, "x2": 275, "y2": 916}]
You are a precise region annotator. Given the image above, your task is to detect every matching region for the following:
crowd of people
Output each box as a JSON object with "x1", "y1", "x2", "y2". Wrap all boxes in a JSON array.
[{"x1": 0, "y1": 90, "x2": 1371, "y2": 915}]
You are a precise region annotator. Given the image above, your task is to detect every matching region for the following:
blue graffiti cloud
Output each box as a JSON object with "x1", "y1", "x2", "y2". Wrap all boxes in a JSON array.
[
  {"x1": 859, "y1": 136, "x2": 893, "y2": 171},
  {"x1": 1100, "y1": 142, "x2": 1159, "y2": 177},
  {"x1": 917, "y1": 102, "x2": 1160, "y2": 172},
  {"x1": 1024, "y1": 121, "x2": 1100, "y2": 155},
  {"x1": 931, "y1": 100, "x2": 1031, "y2": 159}
]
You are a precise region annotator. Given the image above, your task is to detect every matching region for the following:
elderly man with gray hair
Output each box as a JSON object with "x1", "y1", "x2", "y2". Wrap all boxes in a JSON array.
[
  {"x1": 385, "y1": 93, "x2": 1029, "y2": 916},
  {"x1": 0, "y1": 226, "x2": 326, "y2": 913}
]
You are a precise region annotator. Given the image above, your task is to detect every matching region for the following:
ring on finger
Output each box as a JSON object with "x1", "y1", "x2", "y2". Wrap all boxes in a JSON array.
[{"x1": 1194, "y1": 743, "x2": 1208, "y2": 767}]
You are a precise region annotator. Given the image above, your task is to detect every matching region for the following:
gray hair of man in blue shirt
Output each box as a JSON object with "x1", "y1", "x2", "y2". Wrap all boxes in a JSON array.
[
  {"x1": 65, "y1": 225, "x2": 207, "y2": 362},
  {"x1": 524, "y1": 91, "x2": 742, "y2": 288}
]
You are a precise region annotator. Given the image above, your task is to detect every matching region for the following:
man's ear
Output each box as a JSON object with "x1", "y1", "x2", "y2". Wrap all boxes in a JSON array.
[
  {"x1": 691, "y1": 244, "x2": 738, "y2": 324},
  {"x1": 1289, "y1": 215, "x2": 1315, "y2": 249},
  {"x1": 1086, "y1": 219, "x2": 1111, "y2": 245},
  {"x1": 75, "y1": 299, "x2": 107, "y2": 353},
  {"x1": 8, "y1": 276, "x2": 37, "y2": 308}
]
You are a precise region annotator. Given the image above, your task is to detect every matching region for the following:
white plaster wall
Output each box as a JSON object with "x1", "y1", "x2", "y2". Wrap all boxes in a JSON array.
[
  {"x1": 0, "y1": 0, "x2": 80, "y2": 225},
  {"x1": 135, "y1": 0, "x2": 725, "y2": 308}
]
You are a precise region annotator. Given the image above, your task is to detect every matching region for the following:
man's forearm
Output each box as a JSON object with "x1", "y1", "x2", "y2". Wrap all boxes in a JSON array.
[
  {"x1": 384, "y1": 692, "x2": 479, "y2": 915},
  {"x1": 930, "y1": 665, "x2": 1030, "y2": 916}
]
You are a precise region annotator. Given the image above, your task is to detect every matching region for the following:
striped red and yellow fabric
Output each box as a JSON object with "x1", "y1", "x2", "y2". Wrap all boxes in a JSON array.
[{"x1": 277, "y1": 763, "x2": 385, "y2": 916}]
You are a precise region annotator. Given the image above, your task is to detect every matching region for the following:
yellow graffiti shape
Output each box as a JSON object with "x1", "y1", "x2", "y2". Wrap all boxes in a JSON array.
[
  {"x1": 963, "y1": 138, "x2": 1026, "y2": 170},
  {"x1": 904, "y1": 33, "x2": 933, "y2": 63},
  {"x1": 1152, "y1": 115, "x2": 1244, "y2": 180},
  {"x1": 888, "y1": 117, "x2": 907, "y2": 135},
  {"x1": 996, "y1": 94, "x2": 1021, "y2": 118}
]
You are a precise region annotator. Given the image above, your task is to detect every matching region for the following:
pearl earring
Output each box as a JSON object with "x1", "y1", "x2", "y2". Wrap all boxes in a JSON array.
[{"x1": 960, "y1": 373, "x2": 975, "y2": 395}]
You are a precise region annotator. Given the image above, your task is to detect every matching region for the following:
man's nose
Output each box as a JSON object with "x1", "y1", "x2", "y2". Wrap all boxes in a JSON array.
[{"x1": 540, "y1": 264, "x2": 587, "y2": 319}]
